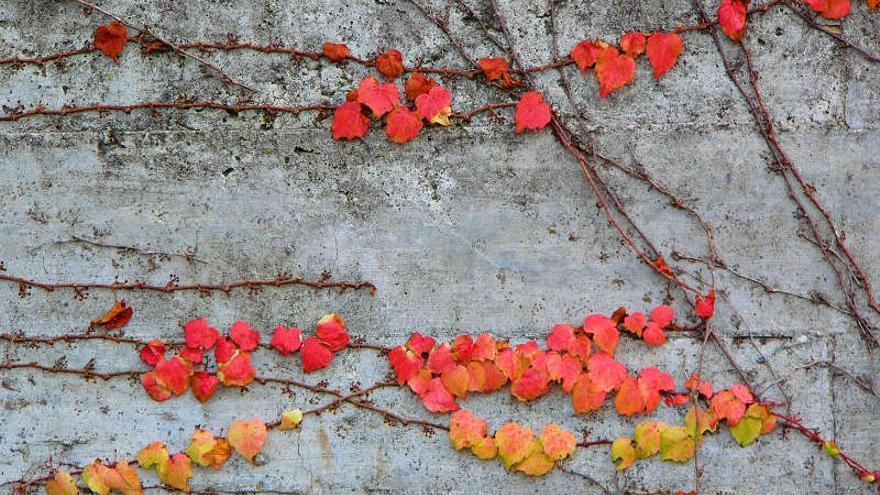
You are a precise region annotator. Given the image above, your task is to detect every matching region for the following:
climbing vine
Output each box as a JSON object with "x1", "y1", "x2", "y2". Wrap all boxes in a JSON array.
[{"x1": 1, "y1": 0, "x2": 879, "y2": 493}]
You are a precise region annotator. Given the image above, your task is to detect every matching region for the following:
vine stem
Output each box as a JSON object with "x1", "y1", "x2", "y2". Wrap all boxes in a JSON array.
[
  {"x1": 69, "y1": 0, "x2": 257, "y2": 93},
  {"x1": 0, "y1": 271, "x2": 376, "y2": 295}
]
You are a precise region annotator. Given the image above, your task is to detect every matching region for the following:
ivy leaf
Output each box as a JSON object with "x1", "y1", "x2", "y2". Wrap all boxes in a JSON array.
[
  {"x1": 427, "y1": 343, "x2": 454, "y2": 373},
  {"x1": 869, "y1": 0, "x2": 879, "y2": 10},
  {"x1": 646, "y1": 32, "x2": 683, "y2": 78},
  {"x1": 415, "y1": 86, "x2": 453, "y2": 126},
  {"x1": 385, "y1": 106, "x2": 423, "y2": 144},
  {"x1": 479, "y1": 57, "x2": 509, "y2": 81},
  {"x1": 695, "y1": 288, "x2": 716, "y2": 319},
  {"x1": 280, "y1": 409, "x2": 304, "y2": 430},
  {"x1": 633, "y1": 421, "x2": 665, "y2": 458},
  {"x1": 730, "y1": 383, "x2": 754, "y2": 404},
  {"x1": 718, "y1": 0, "x2": 749, "y2": 41},
  {"x1": 570, "y1": 40, "x2": 602, "y2": 73},
  {"x1": 709, "y1": 390, "x2": 747, "y2": 425},
  {"x1": 322, "y1": 42, "x2": 351, "y2": 62},
  {"x1": 684, "y1": 373, "x2": 714, "y2": 399},
  {"x1": 229, "y1": 321, "x2": 260, "y2": 352},
  {"x1": 804, "y1": 0, "x2": 851, "y2": 19},
  {"x1": 419, "y1": 377, "x2": 459, "y2": 412},
  {"x1": 94, "y1": 22, "x2": 128, "y2": 61},
  {"x1": 184, "y1": 317, "x2": 219, "y2": 351},
  {"x1": 331, "y1": 101, "x2": 370, "y2": 141},
  {"x1": 545, "y1": 354, "x2": 581, "y2": 393},
  {"x1": 611, "y1": 437, "x2": 636, "y2": 470},
  {"x1": 494, "y1": 422, "x2": 535, "y2": 469},
  {"x1": 615, "y1": 376, "x2": 645, "y2": 416},
  {"x1": 156, "y1": 454, "x2": 192, "y2": 493},
  {"x1": 186, "y1": 430, "x2": 225, "y2": 468},
  {"x1": 139, "y1": 339, "x2": 166, "y2": 367},
  {"x1": 540, "y1": 423, "x2": 576, "y2": 461},
  {"x1": 642, "y1": 321, "x2": 666, "y2": 345},
  {"x1": 155, "y1": 356, "x2": 191, "y2": 396},
  {"x1": 471, "y1": 333, "x2": 498, "y2": 362},
  {"x1": 623, "y1": 312, "x2": 647, "y2": 336},
  {"x1": 659, "y1": 426, "x2": 696, "y2": 462},
  {"x1": 620, "y1": 32, "x2": 647, "y2": 57},
  {"x1": 685, "y1": 406, "x2": 718, "y2": 438},
  {"x1": 82, "y1": 460, "x2": 142, "y2": 495},
  {"x1": 270, "y1": 325, "x2": 303, "y2": 356},
  {"x1": 514, "y1": 91, "x2": 552, "y2": 133},
  {"x1": 467, "y1": 361, "x2": 508, "y2": 393},
  {"x1": 515, "y1": 442, "x2": 555, "y2": 476},
  {"x1": 405, "y1": 72, "x2": 437, "y2": 100},
  {"x1": 587, "y1": 352, "x2": 627, "y2": 392},
  {"x1": 316, "y1": 313, "x2": 350, "y2": 351},
  {"x1": 375, "y1": 49, "x2": 404, "y2": 79},
  {"x1": 91, "y1": 299, "x2": 133, "y2": 329},
  {"x1": 406, "y1": 332, "x2": 436, "y2": 355},
  {"x1": 546, "y1": 324, "x2": 575, "y2": 352},
  {"x1": 510, "y1": 367, "x2": 551, "y2": 401},
  {"x1": 584, "y1": 313, "x2": 619, "y2": 354},
  {"x1": 214, "y1": 336, "x2": 237, "y2": 364},
  {"x1": 441, "y1": 364, "x2": 470, "y2": 399},
  {"x1": 357, "y1": 77, "x2": 400, "y2": 117},
  {"x1": 470, "y1": 436, "x2": 498, "y2": 460},
  {"x1": 594, "y1": 46, "x2": 636, "y2": 98},
  {"x1": 138, "y1": 441, "x2": 169, "y2": 470},
  {"x1": 190, "y1": 371, "x2": 219, "y2": 402},
  {"x1": 388, "y1": 346, "x2": 423, "y2": 384},
  {"x1": 449, "y1": 409, "x2": 488, "y2": 450},
  {"x1": 218, "y1": 352, "x2": 255, "y2": 387},
  {"x1": 228, "y1": 418, "x2": 268, "y2": 463},
  {"x1": 729, "y1": 411, "x2": 762, "y2": 447},
  {"x1": 649, "y1": 305, "x2": 675, "y2": 327},
  {"x1": 301, "y1": 337, "x2": 333, "y2": 373},
  {"x1": 46, "y1": 471, "x2": 78, "y2": 495},
  {"x1": 571, "y1": 373, "x2": 606, "y2": 413}
]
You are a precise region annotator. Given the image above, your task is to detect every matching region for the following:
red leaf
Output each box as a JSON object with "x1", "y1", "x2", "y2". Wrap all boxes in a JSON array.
[
  {"x1": 730, "y1": 383, "x2": 754, "y2": 404},
  {"x1": 316, "y1": 313, "x2": 349, "y2": 351},
  {"x1": 420, "y1": 377, "x2": 459, "y2": 412},
  {"x1": 654, "y1": 255, "x2": 674, "y2": 276},
  {"x1": 322, "y1": 42, "x2": 351, "y2": 62},
  {"x1": 441, "y1": 364, "x2": 470, "y2": 399},
  {"x1": 331, "y1": 101, "x2": 370, "y2": 141},
  {"x1": 385, "y1": 106, "x2": 423, "y2": 144},
  {"x1": 91, "y1": 300, "x2": 133, "y2": 330},
  {"x1": 718, "y1": 0, "x2": 749, "y2": 41},
  {"x1": 139, "y1": 339, "x2": 166, "y2": 366},
  {"x1": 547, "y1": 324, "x2": 575, "y2": 352},
  {"x1": 388, "y1": 346, "x2": 423, "y2": 384},
  {"x1": 155, "y1": 357, "x2": 190, "y2": 396},
  {"x1": 406, "y1": 332, "x2": 436, "y2": 355},
  {"x1": 453, "y1": 335, "x2": 474, "y2": 362},
  {"x1": 179, "y1": 346, "x2": 204, "y2": 364},
  {"x1": 218, "y1": 353, "x2": 255, "y2": 387},
  {"x1": 623, "y1": 312, "x2": 647, "y2": 336},
  {"x1": 685, "y1": 373, "x2": 715, "y2": 399},
  {"x1": 375, "y1": 49, "x2": 404, "y2": 79},
  {"x1": 510, "y1": 367, "x2": 551, "y2": 401},
  {"x1": 514, "y1": 91, "x2": 552, "y2": 133},
  {"x1": 184, "y1": 317, "x2": 219, "y2": 351},
  {"x1": 479, "y1": 57, "x2": 510, "y2": 81},
  {"x1": 570, "y1": 40, "x2": 602, "y2": 73},
  {"x1": 415, "y1": 86, "x2": 452, "y2": 126},
  {"x1": 545, "y1": 354, "x2": 582, "y2": 393},
  {"x1": 214, "y1": 336, "x2": 237, "y2": 364},
  {"x1": 142, "y1": 371, "x2": 172, "y2": 401},
  {"x1": 650, "y1": 305, "x2": 675, "y2": 328},
  {"x1": 586, "y1": 352, "x2": 627, "y2": 392},
  {"x1": 427, "y1": 343, "x2": 455, "y2": 373},
  {"x1": 191, "y1": 371, "x2": 219, "y2": 402},
  {"x1": 646, "y1": 32, "x2": 683, "y2": 78},
  {"x1": 405, "y1": 72, "x2": 437, "y2": 100},
  {"x1": 357, "y1": 76, "x2": 400, "y2": 117},
  {"x1": 229, "y1": 321, "x2": 260, "y2": 352},
  {"x1": 470, "y1": 333, "x2": 497, "y2": 362},
  {"x1": 695, "y1": 289, "x2": 716, "y2": 319},
  {"x1": 594, "y1": 47, "x2": 636, "y2": 98},
  {"x1": 584, "y1": 314, "x2": 619, "y2": 355},
  {"x1": 301, "y1": 337, "x2": 333, "y2": 373},
  {"x1": 642, "y1": 322, "x2": 667, "y2": 346},
  {"x1": 804, "y1": 0, "x2": 850, "y2": 19},
  {"x1": 270, "y1": 325, "x2": 303, "y2": 356},
  {"x1": 620, "y1": 32, "x2": 647, "y2": 57},
  {"x1": 94, "y1": 22, "x2": 128, "y2": 60}
]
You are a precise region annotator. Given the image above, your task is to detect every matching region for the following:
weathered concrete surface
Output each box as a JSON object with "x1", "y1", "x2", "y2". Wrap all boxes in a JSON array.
[{"x1": 1, "y1": 1, "x2": 878, "y2": 494}]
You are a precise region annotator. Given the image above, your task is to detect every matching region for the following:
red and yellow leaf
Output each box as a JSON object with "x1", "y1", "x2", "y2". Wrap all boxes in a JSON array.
[
  {"x1": 91, "y1": 299, "x2": 133, "y2": 329},
  {"x1": 415, "y1": 86, "x2": 452, "y2": 126},
  {"x1": 316, "y1": 313, "x2": 349, "y2": 351},
  {"x1": 228, "y1": 418, "x2": 268, "y2": 463}
]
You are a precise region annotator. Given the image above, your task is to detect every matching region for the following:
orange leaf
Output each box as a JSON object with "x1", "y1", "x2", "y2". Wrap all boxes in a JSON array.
[
  {"x1": 570, "y1": 40, "x2": 602, "y2": 73},
  {"x1": 595, "y1": 46, "x2": 636, "y2": 98},
  {"x1": 479, "y1": 57, "x2": 509, "y2": 80},
  {"x1": 620, "y1": 32, "x2": 647, "y2": 57},
  {"x1": 615, "y1": 376, "x2": 646, "y2": 415},
  {"x1": 356, "y1": 76, "x2": 400, "y2": 117},
  {"x1": 466, "y1": 360, "x2": 508, "y2": 393},
  {"x1": 515, "y1": 443, "x2": 555, "y2": 476},
  {"x1": 869, "y1": 0, "x2": 879, "y2": 10},
  {"x1": 46, "y1": 471, "x2": 78, "y2": 495},
  {"x1": 415, "y1": 86, "x2": 452, "y2": 126},
  {"x1": 623, "y1": 312, "x2": 646, "y2": 336},
  {"x1": 494, "y1": 422, "x2": 535, "y2": 469},
  {"x1": 375, "y1": 49, "x2": 404, "y2": 79},
  {"x1": 94, "y1": 22, "x2": 128, "y2": 61},
  {"x1": 718, "y1": 0, "x2": 749, "y2": 41},
  {"x1": 510, "y1": 367, "x2": 551, "y2": 401},
  {"x1": 91, "y1": 300, "x2": 133, "y2": 330},
  {"x1": 385, "y1": 106, "x2": 423, "y2": 144},
  {"x1": 571, "y1": 373, "x2": 606, "y2": 413},
  {"x1": 228, "y1": 418, "x2": 268, "y2": 462},
  {"x1": 471, "y1": 332, "x2": 497, "y2": 362},
  {"x1": 441, "y1": 364, "x2": 470, "y2": 398},
  {"x1": 514, "y1": 91, "x2": 551, "y2": 133},
  {"x1": 540, "y1": 423, "x2": 576, "y2": 461},
  {"x1": 405, "y1": 72, "x2": 437, "y2": 100},
  {"x1": 322, "y1": 42, "x2": 351, "y2": 62},
  {"x1": 646, "y1": 32, "x2": 683, "y2": 78},
  {"x1": 449, "y1": 409, "x2": 488, "y2": 450}
]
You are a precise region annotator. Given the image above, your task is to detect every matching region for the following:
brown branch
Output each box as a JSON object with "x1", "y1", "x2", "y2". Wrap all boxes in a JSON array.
[
  {"x1": 31, "y1": 235, "x2": 207, "y2": 264},
  {"x1": 69, "y1": 0, "x2": 256, "y2": 93},
  {"x1": 783, "y1": 0, "x2": 880, "y2": 63}
]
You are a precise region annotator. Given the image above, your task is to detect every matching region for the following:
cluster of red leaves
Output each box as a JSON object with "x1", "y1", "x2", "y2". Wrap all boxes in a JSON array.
[
  {"x1": 720, "y1": 0, "x2": 875, "y2": 42},
  {"x1": 139, "y1": 314, "x2": 349, "y2": 402},
  {"x1": 448, "y1": 410, "x2": 577, "y2": 476},
  {"x1": 569, "y1": 32, "x2": 683, "y2": 98},
  {"x1": 46, "y1": 414, "x2": 295, "y2": 495},
  {"x1": 612, "y1": 382, "x2": 776, "y2": 471},
  {"x1": 330, "y1": 46, "x2": 453, "y2": 144},
  {"x1": 389, "y1": 305, "x2": 681, "y2": 416}
]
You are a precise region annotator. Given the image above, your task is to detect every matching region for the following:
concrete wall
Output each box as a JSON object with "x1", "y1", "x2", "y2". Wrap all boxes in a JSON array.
[{"x1": 1, "y1": 1, "x2": 878, "y2": 493}]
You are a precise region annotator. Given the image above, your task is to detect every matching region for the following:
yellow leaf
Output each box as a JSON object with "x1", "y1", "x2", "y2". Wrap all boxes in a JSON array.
[
  {"x1": 514, "y1": 441, "x2": 555, "y2": 476},
  {"x1": 46, "y1": 471, "x2": 78, "y2": 495},
  {"x1": 136, "y1": 441, "x2": 169, "y2": 470},
  {"x1": 494, "y1": 422, "x2": 535, "y2": 469},
  {"x1": 280, "y1": 409, "x2": 304, "y2": 430},
  {"x1": 157, "y1": 453, "x2": 192, "y2": 493},
  {"x1": 633, "y1": 421, "x2": 665, "y2": 459},
  {"x1": 659, "y1": 426, "x2": 695, "y2": 462},
  {"x1": 469, "y1": 436, "x2": 497, "y2": 460},
  {"x1": 611, "y1": 437, "x2": 636, "y2": 470}
]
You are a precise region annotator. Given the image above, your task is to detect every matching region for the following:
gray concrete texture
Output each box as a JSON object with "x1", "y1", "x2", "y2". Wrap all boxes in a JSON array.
[{"x1": 0, "y1": 0, "x2": 878, "y2": 494}]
